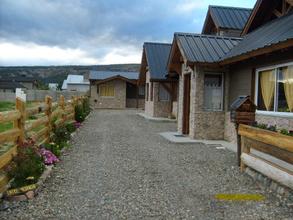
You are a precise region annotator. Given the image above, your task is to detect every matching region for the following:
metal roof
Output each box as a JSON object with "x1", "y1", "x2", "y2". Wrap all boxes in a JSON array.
[
  {"x1": 144, "y1": 42, "x2": 172, "y2": 79},
  {"x1": 175, "y1": 33, "x2": 242, "y2": 63},
  {"x1": 67, "y1": 75, "x2": 84, "y2": 83},
  {"x1": 209, "y1": 6, "x2": 252, "y2": 30},
  {"x1": 89, "y1": 71, "x2": 139, "y2": 80},
  {"x1": 223, "y1": 13, "x2": 293, "y2": 61}
]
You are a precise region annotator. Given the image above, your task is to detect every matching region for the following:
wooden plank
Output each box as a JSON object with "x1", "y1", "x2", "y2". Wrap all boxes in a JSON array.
[
  {"x1": 239, "y1": 124, "x2": 293, "y2": 153},
  {"x1": 0, "y1": 146, "x2": 17, "y2": 169},
  {"x1": 35, "y1": 127, "x2": 48, "y2": 140},
  {"x1": 241, "y1": 153, "x2": 293, "y2": 189},
  {"x1": 37, "y1": 137, "x2": 49, "y2": 147},
  {"x1": 0, "y1": 128, "x2": 20, "y2": 143},
  {"x1": 51, "y1": 109, "x2": 61, "y2": 119},
  {"x1": 0, "y1": 110, "x2": 21, "y2": 123},
  {"x1": 245, "y1": 137, "x2": 293, "y2": 165},
  {"x1": 25, "y1": 117, "x2": 49, "y2": 131},
  {"x1": 26, "y1": 104, "x2": 47, "y2": 117}
]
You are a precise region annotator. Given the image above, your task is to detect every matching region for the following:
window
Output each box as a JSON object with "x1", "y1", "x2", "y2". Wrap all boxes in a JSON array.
[
  {"x1": 99, "y1": 83, "x2": 114, "y2": 97},
  {"x1": 138, "y1": 85, "x2": 145, "y2": 96},
  {"x1": 204, "y1": 73, "x2": 223, "y2": 111},
  {"x1": 256, "y1": 63, "x2": 293, "y2": 113},
  {"x1": 146, "y1": 83, "x2": 149, "y2": 101},
  {"x1": 159, "y1": 84, "x2": 170, "y2": 101}
]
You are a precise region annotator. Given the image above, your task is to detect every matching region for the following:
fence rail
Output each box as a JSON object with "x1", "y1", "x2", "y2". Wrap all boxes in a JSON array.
[
  {"x1": 0, "y1": 95, "x2": 85, "y2": 193},
  {"x1": 239, "y1": 124, "x2": 293, "y2": 189}
]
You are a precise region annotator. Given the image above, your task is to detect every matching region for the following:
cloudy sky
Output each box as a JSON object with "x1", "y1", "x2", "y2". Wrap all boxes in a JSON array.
[{"x1": 0, "y1": 0, "x2": 255, "y2": 66}]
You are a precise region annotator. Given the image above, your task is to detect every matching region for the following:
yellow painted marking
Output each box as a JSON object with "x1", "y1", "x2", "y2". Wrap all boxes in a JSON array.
[{"x1": 215, "y1": 194, "x2": 265, "y2": 201}]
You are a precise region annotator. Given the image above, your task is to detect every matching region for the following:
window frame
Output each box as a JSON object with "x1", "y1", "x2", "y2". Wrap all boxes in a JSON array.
[
  {"x1": 255, "y1": 61, "x2": 293, "y2": 118},
  {"x1": 203, "y1": 72, "x2": 224, "y2": 112}
]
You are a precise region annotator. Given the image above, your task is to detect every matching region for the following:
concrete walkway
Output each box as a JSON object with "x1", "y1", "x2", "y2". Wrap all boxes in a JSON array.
[{"x1": 1, "y1": 110, "x2": 292, "y2": 219}]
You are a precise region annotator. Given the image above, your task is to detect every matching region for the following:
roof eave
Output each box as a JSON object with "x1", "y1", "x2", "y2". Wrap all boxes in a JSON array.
[{"x1": 220, "y1": 39, "x2": 293, "y2": 65}]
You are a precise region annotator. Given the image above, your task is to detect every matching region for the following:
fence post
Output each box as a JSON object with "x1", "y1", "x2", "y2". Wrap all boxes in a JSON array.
[
  {"x1": 45, "y1": 96, "x2": 52, "y2": 143},
  {"x1": 14, "y1": 97, "x2": 26, "y2": 145},
  {"x1": 59, "y1": 95, "x2": 66, "y2": 125}
]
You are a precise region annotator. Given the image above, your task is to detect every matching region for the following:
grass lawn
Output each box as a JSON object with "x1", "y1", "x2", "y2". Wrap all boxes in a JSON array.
[
  {"x1": 0, "y1": 101, "x2": 43, "y2": 132},
  {"x1": 0, "y1": 101, "x2": 15, "y2": 112}
]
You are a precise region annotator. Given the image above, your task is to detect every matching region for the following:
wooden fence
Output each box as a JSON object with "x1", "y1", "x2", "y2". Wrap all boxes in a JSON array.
[
  {"x1": 0, "y1": 95, "x2": 84, "y2": 193},
  {"x1": 239, "y1": 124, "x2": 293, "y2": 189}
]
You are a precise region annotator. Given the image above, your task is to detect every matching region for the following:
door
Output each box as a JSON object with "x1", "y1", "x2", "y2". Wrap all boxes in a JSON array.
[{"x1": 182, "y1": 73, "x2": 190, "y2": 135}]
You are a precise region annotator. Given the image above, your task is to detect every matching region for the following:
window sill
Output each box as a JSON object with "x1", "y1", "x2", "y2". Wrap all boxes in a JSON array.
[
  {"x1": 256, "y1": 110, "x2": 293, "y2": 118},
  {"x1": 99, "y1": 96, "x2": 115, "y2": 98}
]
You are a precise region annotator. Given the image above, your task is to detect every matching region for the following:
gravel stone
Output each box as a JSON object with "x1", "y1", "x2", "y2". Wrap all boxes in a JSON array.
[{"x1": 1, "y1": 110, "x2": 292, "y2": 219}]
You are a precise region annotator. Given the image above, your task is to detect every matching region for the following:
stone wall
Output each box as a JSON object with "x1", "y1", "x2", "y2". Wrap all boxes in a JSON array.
[
  {"x1": 91, "y1": 79, "x2": 126, "y2": 109},
  {"x1": 224, "y1": 112, "x2": 237, "y2": 143},
  {"x1": 190, "y1": 66, "x2": 227, "y2": 139},
  {"x1": 172, "y1": 101, "x2": 177, "y2": 118},
  {"x1": 144, "y1": 71, "x2": 173, "y2": 118},
  {"x1": 126, "y1": 98, "x2": 145, "y2": 109},
  {"x1": 0, "y1": 90, "x2": 86, "y2": 102}
]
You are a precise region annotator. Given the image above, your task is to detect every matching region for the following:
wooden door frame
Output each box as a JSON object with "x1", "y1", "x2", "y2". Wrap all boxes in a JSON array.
[{"x1": 182, "y1": 73, "x2": 191, "y2": 135}]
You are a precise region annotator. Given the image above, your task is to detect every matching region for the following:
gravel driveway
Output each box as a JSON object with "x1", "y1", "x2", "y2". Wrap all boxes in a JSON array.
[{"x1": 1, "y1": 110, "x2": 292, "y2": 219}]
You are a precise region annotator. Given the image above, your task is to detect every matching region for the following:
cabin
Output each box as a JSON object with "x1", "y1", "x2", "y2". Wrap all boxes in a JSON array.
[
  {"x1": 168, "y1": 33, "x2": 241, "y2": 139},
  {"x1": 222, "y1": 0, "x2": 293, "y2": 143},
  {"x1": 138, "y1": 42, "x2": 178, "y2": 118},
  {"x1": 167, "y1": 0, "x2": 293, "y2": 142},
  {"x1": 89, "y1": 71, "x2": 145, "y2": 109},
  {"x1": 202, "y1": 5, "x2": 252, "y2": 37}
]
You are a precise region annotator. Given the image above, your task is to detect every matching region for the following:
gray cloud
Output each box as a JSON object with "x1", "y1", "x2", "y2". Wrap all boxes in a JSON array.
[{"x1": 0, "y1": 0, "x2": 255, "y2": 65}]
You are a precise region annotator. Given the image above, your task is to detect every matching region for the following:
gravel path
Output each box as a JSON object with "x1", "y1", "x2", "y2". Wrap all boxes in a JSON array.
[{"x1": 1, "y1": 110, "x2": 292, "y2": 219}]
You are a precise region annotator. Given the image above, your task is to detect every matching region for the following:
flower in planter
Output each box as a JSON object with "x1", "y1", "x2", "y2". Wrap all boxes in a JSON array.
[
  {"x1": 5, "y1": 139, "x2": 45, "y2": 188},
  {"x1": 39, "y1": 148, "x2": 59, "y2": 165}
]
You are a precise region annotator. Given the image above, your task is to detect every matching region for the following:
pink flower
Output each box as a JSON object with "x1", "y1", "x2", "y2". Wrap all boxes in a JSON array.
[{"x1": 39, "y1": 148, "x2": 59, "y2": 165}]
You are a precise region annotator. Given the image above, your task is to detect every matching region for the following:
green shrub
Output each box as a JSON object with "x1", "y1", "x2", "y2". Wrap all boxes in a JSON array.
[
  {"x1": 52, "y1": 125, "x2": 71, "y2": 148},
  {"x1": 82, "y1": 97, "x2": 90, "y2": 116},
  {"x1": 75, "y1": 104, "x2": 86, "y2": 122},
  {"x1": 43, "y1": 142, "x2": 62, "y2": 157},
  {"x1": 5, "y1": 139, "x2": 45, "y2": 188},
  {"x1": 65, "y1": 122, "x2": 76, "y2": 133}
]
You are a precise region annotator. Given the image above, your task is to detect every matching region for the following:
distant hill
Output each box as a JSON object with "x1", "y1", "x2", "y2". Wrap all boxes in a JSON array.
[{"x1": 0, "y1": 64, "x2": 140, "y2": 85}]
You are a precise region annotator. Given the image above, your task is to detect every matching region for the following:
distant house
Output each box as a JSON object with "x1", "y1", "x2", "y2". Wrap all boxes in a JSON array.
[
  {"x1": 138, "y1": 42, "x2": 178, "y2": 118},
  {"x1": 0, "y1": 81, "x2": 25, "y2": 92},
  {"x1": 202, "y1": 6, "x2": 252, "y2": 37},
  {"x1": 89, "y1": 71, "x2": 145, "y2": 109},
  {"x1": 61, "y1": 75, "x2": 90, "y2": 92},
  {"x1": 0, "y1": 76, "x2": 38, "y2": 92}
]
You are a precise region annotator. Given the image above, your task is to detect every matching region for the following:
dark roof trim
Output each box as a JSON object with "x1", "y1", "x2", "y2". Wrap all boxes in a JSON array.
[
  {"x1": 95, "y1": 75, "x2": 137, "y2": 85},
  {"x1": 220, "y1": 38, "x2": 293, "y2": 65}
]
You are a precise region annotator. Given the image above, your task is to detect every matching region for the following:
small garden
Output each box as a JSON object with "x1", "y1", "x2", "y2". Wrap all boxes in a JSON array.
[{"x1": 2, "y1": 97, "x2": 90, "y2": 201}]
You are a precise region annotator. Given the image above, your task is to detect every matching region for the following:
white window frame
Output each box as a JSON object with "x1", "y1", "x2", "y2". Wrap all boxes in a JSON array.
[
  {"x1": 203, "y1": 72, "x2": 224, "y2": 112},
  {"x1": 255, "y1": 61, "x2": 293, "y2": 118}
]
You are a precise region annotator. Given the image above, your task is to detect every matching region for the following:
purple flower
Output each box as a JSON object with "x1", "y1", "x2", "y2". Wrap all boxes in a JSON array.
[
  {"x1": 74, "y1": 121, "x2": 82, "y2": 128},
  {"x1": 39, "y1": 148, "x2": 59, "y2": 165}
]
